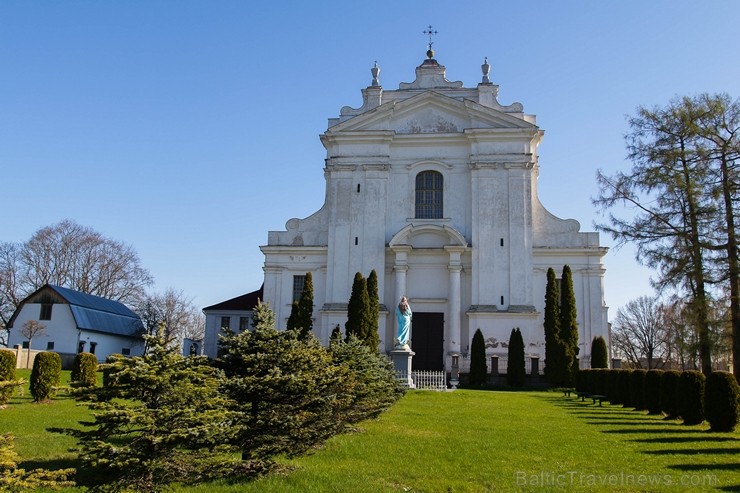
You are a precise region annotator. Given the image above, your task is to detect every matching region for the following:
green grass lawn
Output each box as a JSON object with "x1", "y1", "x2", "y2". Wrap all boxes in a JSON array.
[{"x1": 2, "y1": 374, "x2": 738, "y2": 492}]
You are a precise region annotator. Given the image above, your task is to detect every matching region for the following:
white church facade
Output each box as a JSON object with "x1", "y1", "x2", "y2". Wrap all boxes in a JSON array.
[{"x1": 260, "y1": 50, "x2": 609, "y2": 372}]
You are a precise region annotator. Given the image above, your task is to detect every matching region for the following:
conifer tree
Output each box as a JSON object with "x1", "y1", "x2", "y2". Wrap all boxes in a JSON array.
[
  {"x1": 590, "y1": 336, "x2": 609, "y2": 368},
  {"x1": 219, "y1": 300, "x2": 347, "y2": 470},
  {"x1": 364, "y1": 269, "x2": 380, "y2": 352},
  {"x1": 61, "y1": 326, "x2": 237, "y2": 491},
  {"x1": 544, "y1": 267, "x2": 564, "y2": 386},
  {"x1": 345, "y1": 272, "x2": 369, "y2": 343},
  {"x1": 560, "y1": 265, "x2": 579, "y2": 384},
  {"x1": 469, "y1": 328, "x2": 487, "y2": 386},
  {"x1": 0, "y1": 434, "x2": 74, "y2": 490},
  {"x1": 328, "y1": 335, "x2": 405, "y2": 425},
  {"x1": 507, "y1": 328, "x2": 526, "y2": 387},
  {"x1": 296, "y1": 272, "x2": 314, "y2": 338},
  {"x1": 286, "y1": 301, "x2": 300, "y2": 332}
]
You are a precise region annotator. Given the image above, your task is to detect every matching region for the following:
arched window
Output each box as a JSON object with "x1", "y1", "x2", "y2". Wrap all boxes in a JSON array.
[{"x1": 415, "y1": 170, "x2": 443, "y2": 219}]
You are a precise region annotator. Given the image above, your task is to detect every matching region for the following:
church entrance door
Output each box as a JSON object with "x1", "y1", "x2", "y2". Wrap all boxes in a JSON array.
[{"x1": 411, "y1": 312, "x2": 444, "y2": 371}]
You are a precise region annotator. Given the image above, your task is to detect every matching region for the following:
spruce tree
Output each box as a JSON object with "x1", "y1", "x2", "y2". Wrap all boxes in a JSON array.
[
  {"x1": 296, "y1": 272, "x2": 314, "y2": 338},
  {"x1": 60, "y1": 325, "x2": 237, "y2": 491},
  {"x1": 219, "y1": 300, "x2": 347, "y2": 469},
  {"x1": 345, "y1": 272, "x2": 368, "y2": 343},
  {"x1": 364, "y1": 269, "x2": 380, "y2": 352},
  {"x1": 544, "y1": 267, "x2": 564, "y2": 386},
  {"x1": 469, "y1": 328, "x2": 487, "y2": 386},
  {"x1": 590, "y1": 336, "x2": 608, "y2": 368},
  {"x1": 329, "y1": 335, "x2": 405, "y2": 425},
  {"x1": 560, "y1": 265, "x2": 578, "y2": 384},
  {"x1": 507, "y1": 328, "x2": 526, "y2": 387},
  {"x1": 0, "y1": 434, "x2": 74, "y2": 490}
]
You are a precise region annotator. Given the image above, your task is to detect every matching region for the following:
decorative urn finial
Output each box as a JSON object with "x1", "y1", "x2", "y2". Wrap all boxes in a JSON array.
[
  {"x1": 371, "y1": 61, "x2": 380, "y2": 86},
  {"x1": 481, "y1": 56, "x2": 491, "y2": 84}
]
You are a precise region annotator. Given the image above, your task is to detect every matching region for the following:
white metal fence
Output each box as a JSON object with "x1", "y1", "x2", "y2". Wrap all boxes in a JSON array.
[{"x1": 397, "y1": 370, "x2": 447, "y2": 390}]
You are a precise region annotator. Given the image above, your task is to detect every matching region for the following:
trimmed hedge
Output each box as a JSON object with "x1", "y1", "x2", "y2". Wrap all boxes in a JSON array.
[
  {"x1": 618, "y1": 369, "x2": 632, "y2": 407},
  {"x1": 607, "y1": 369, "x2": 622, "y2": 405},
  {"x1": 678, "y1": 370, "x2": 705, "y2": 425},
  {"x1": 629, "y1": 369, "x2": 647, "y2": 410},
  {"x1": 70, "y1": 352, "x2": 98, "y2": 387},
  {"x1": 0, "y1": 349, "x2": 17, "y2": 404},
  {"x1": 660, "y1": 370, "x2": 681, "y2": 419},
  {"x1": 644, "y1": 369, "x2": 663, "y2": 415},
  {"x1": 704, "y1": 371, "x2": 739, "y2": 432},
  {"x1": 30, "y1": 351, "x2": 61, "y2": 402}
]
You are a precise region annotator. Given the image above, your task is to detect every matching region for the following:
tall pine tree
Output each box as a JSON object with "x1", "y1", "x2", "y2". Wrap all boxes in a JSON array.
[
  {"x1": 544, "y1": 267, "x2": 565, "y2": 386},
  {"x1": 296, "y1": 272, "x2": 314, "y2": 338},
  {"x1": 364, "y1": 269, "x2": 380, "y2": 352},
  {"x1": 591, "y1": 336, "x2": 609, "y2": 368},
  {"x1": 507, "y1": 328, "x2": 526, "y2": 387},
  {"x1": 286, "y1": 301, "x2": 300, "y2": 332},
  {"x1": 560, "y1": 265, "x2": 579, "y2": 385},
  {"x1": 346, "y1": 272, "x2": 369, "y2": 343},
  {"x1": 468, "y1": 328, "x2": 487, "y2": 386}
]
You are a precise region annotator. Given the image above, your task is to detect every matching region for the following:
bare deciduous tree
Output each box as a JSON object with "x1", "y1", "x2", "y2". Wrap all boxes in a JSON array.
[
  {"x1": 611, "y1": 296, "x2": 669, "y2": 369},
  {"x1": 20, "y1": 320, "x2": 47, "y2": 368},
  {"x1": 136, "y1": 289, "x2": 204, "y2": 349},
  {"x1": 1, "y1": 220, "x2": 153, "y2": 345}
]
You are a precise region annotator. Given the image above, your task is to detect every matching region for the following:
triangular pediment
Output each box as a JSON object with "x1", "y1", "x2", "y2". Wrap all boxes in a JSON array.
[{"x1": 326, "y1": 91, "x2": 537, "y2": 135}]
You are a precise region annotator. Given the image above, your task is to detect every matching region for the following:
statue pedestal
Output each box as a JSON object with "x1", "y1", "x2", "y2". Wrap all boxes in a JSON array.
[{"x1": 390, "y1": 348, "x2": 415, "y2": 389}]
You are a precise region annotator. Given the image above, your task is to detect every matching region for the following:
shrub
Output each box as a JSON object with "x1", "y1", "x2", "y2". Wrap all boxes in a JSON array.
[
  {"x1": 607, "y1": 370, "x2": 621, "y2": 404},
  {"x1": 660, "y1": 370, "x2": 681, "y2": 419},
  {"x1": 70, "y1": 352, "x2": 98, "y2": 387},
  {"x1": 619, "y1": 369, "x2": 633, "y2": 407},
  {"x1": 644, "y1": 369, "x2": 663, "y2": 415},
  {"x1": 629, "y1": 369, "x2": 647, "y2": 410},
  {"x1": 574, "y1": 369, "x2": 585, "y2": 393},
  {"x1": 595, "y1": 369, "x2": 609, "y2": 395},
  {"x1": 329, "y1": 335, "x2": 405, "y2": 424},
  {"x1": 30, "y1": 351, "x2": 61, "y2": 402},
  {"x1": 704, "y1": 371, "x2": 739, "y2": 432},
  {"x1": 506, "y1": 328, "x2": 525, "y2": 387},
  {"x1": 590, "y1": 336, "x2": 608, "y2": 368},
  {"x1": 0, "y1": 350, "x2": 17, "y2": 404},
  {"x1": 678, "y1": 370, "x2": 706, "y2": 425},
  {"x1": 469, "y1": 329, "x2": 488, "y2": 386}
]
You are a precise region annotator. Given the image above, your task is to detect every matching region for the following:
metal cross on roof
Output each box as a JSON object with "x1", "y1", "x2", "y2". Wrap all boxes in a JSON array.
[{"x1": 423, "y1": 25, "x2": 438, "y2": 51}]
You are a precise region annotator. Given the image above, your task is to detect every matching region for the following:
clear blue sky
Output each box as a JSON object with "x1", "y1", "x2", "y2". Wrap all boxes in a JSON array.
[{"x1": 2, "y1": 1, "x2": 738, "y2": 316}]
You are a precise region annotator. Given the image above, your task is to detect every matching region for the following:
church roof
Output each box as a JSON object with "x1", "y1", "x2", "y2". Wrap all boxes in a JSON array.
[
  {"x1": 8, "y1": 284, "x2": 144, "y2": 338},
  {"x1": 202, "y1": 285, "x2": 263, "y2": 312}
]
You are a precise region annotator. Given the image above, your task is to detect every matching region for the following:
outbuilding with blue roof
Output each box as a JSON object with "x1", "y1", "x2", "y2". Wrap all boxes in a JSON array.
[{"x1": 7, "y1": 284, "x2": 145, "y2": 367}]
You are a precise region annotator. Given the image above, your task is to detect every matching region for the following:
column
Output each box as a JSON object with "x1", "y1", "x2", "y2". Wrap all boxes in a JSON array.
[{"x1": 445, "y1": 246, "x2": 464, "y2": 354}]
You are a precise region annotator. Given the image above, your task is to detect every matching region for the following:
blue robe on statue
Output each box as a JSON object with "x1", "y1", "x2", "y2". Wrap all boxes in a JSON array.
[{"x1": 395, "y1": 305, "x2": 412, "y2": 348}]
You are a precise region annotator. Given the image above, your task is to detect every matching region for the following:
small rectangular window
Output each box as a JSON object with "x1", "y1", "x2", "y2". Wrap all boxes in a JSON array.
[
  {"x1": 121, "y1": 347, "x2": 131, "y2": 356},
  {"x1": 39, "y1": 303, "x2": 53, "y2": 320},
  {"x1": 89, "y1": 342, "x2": 97, "y2": 355},
  {"x1": 292, "y1": 275, "x2": 306, "y2": 303},
  {"x1": 78, "y1": 341, "x2": 86, "y2": 353},
  {"x1": 220, "y1": 316, "x2": 231, "y2": 330},
  {"x1": 239, "y1": 317, "x2": 250, "y2": 331},
  {"x1": 500, "y1": 238, "x2": 504, "y2": 247},
  {"x1": 22, "y1": 341, "x2": 29, "y2": 349},
  {"x1": 500, "y1": 296, "x2": 504, "y2": 305},
  {"x1": 46, "y1": 341, "x2": 55, "y2": 350}
]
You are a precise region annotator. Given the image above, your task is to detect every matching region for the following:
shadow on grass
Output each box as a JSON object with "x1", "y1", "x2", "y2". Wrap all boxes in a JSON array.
[
  {"x1": 18, "y1": 457, "x2": 105, "y2": 488},
  {"x1": 601, "y1": 428, "x2": 707, "y2": 435},
  {"x1": 632, "y1": 436, "x2": 739, "y2": 444},
  {"x1": 718, "y1": 485, "x2": 740, "y2": 492},
  {"x1": 585, "y1": 419, "x2": 678, "y2": 426},
  {"x1": 667, "y1": 463, "x2": 739, "y2": 472},
  {"x1": 644, "y1": 448, "x2": 739, "y2": 455}
]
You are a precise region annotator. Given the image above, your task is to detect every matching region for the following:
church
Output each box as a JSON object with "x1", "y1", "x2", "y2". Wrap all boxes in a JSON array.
[{"x1": 260, "y1": 45, "x2": 609, "y2": 373}]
